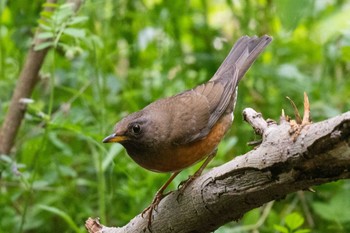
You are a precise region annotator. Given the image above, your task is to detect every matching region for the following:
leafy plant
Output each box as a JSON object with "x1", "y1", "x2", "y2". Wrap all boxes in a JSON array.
[
  {"x1": 35, "y1": 2, "x2": 88, "y2": 54},
  {"x1": 274, "y1": 212, "x2": 311, "y2": 233},
  {"x1": 312, "y1": 188, "x2": 350, "y2": 230},
  {"x1": 1, "y1": 0, "x2": 350, "y2": 232}
]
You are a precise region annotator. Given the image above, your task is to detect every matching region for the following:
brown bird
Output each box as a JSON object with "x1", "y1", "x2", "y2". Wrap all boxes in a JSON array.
[{"x1": 103, "y1": 35, "x2": 272, "y2": 226}]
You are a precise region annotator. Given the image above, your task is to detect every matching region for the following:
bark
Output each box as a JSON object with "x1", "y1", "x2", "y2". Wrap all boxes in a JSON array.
[{"x1": 85, "y1": 108, "x2": 350, "y2": 233}]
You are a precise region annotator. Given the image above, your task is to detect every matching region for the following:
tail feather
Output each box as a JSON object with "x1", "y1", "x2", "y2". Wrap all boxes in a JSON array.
[{"x1": 210, "y1": 35, "x2": 272, "y2": 82}]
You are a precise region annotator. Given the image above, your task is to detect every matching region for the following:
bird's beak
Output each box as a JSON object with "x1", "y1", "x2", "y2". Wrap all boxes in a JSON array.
[{"x1": 102, "y1": 134, "x2": 128, "y2": 143}]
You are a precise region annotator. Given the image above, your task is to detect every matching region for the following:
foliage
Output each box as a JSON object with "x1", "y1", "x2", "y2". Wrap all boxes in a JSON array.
[
  {"x1": 274, "y1": 212, "x2": 310, "y2": 233},
  {"x1": 1, "y1": 0, "x2": 350, "y2": 232},
  {"x1": 35, "y1": 2, "x2": 88, "y2": 52}
]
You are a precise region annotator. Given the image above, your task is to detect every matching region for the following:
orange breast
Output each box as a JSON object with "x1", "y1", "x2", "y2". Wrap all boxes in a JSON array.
[{"x1": 134, "y1": 113, "x2": 233, "y2": 173}]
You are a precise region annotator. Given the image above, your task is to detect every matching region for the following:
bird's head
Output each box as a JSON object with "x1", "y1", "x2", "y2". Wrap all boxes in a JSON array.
[{"x1": 103, "y1": 111, "x2": 148, "y2": 144}]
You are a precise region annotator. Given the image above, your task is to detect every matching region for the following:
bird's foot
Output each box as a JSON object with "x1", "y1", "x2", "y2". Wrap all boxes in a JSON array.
[
  {"x1": 176, "y1": 174, "x2": 199, "y2": 201},
  {"x1": 176, "y1": 151, "x2": 217, "y2": 201},
  {"x1": 141, "y1": 171, "x2": 181, "y2": 231},
  {"x1": 141, "y1": 190, "x2": 170, "y2": 231},
  {"x1": 177, "y1": 174, "x2": 197, "y2": 190}
]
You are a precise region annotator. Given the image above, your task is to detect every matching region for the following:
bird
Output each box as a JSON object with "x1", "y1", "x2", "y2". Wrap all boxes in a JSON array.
[{"x1": 103, "y1": 35, "x2": 272, "y2": 227}]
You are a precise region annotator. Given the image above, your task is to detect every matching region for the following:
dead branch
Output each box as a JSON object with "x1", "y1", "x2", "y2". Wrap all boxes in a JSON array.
[{"x1": 85, "y1": 106, "x2": 350, "y2": 233}]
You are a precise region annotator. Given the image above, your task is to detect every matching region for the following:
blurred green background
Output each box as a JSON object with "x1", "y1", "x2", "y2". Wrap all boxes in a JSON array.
[{"x1": 1, "y1": 0, "x2": 350, "y2": 232}]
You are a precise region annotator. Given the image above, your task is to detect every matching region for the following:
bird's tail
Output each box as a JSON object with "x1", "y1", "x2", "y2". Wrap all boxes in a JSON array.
[{"x1": 210, "y1": 35, "x2": 272, "y2": 82}]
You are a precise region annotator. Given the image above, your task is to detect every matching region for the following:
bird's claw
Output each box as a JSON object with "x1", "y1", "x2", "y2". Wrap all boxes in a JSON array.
[
  {"x1": 176, "y1": 174, "x2": 197, "y2": 201},
  {"x1": 141, "y1": 191, "x2": 172, "y2": 231}
]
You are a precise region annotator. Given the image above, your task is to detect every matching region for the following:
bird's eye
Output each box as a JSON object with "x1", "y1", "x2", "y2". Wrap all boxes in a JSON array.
[{"x1": 131, "y1": 124, "x2": 141, "y2": 135}]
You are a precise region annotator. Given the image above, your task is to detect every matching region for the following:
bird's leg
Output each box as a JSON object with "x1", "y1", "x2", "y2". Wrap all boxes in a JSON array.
[
  {"x1": 178, "y1": 149, "x2": 217, "y2": 194},
  {"x1": 142, "y1": 171, "x2": 181, "y2": 230}
]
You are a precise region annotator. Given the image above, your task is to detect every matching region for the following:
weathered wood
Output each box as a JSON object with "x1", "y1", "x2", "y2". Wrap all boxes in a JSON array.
[{"x1": 86, "y1": 109, "x2": 350, "y2": 233}]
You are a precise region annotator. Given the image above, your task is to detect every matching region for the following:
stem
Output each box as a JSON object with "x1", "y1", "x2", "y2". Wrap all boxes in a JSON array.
[
  {"x1": 0, "y1": 0, "x2": 57, "y2": 155},
  {"x1": 18, "y1": 130, "x2": 50, "y2": 233}
]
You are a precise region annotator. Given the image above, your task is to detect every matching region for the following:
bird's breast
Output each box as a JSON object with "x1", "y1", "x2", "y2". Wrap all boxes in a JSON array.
[{"x1": 126, "y1": 113, "x2": 233, "y2": 173}]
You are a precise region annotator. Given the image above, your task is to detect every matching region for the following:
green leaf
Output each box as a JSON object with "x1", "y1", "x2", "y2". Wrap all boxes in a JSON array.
[
  {"x1": 274, "y1": 224, "x2": 289, "y2": 233},
  {"x1": 37, "y1": 31, "x2": 54, "y2": 40},
  {"x1": 32, "y1": 180, "x2": 49, "y2": 190},
  {"x1": 294, "y1": 229, "x2": 311, "y2": 233},
  {"x1": 63, "y1": 28, "x2": 86, "y2": 38},
  {"x1": 42, "y1": 2, "x2": 59, "y2": 8},
  {"x1": 285, "y1": 212, "x2": 304, "y2": 230},
  {"x1": 1, "y1": 6, "x2": 12, "y2": 24},
  {"x1": 102, "y1": 144, "x2": 123, "y2": 172},
  {"x1": 242, "y1": 208, "x2": 260, "y2": 225},
  {"x1": 34, "y1": 41, "x2": 53, "y2": 51},
  {"x1": 68, "y1": 16, "x2": 88, "y2": 25},
  {"x1": 275, "y1": 0, "x2": 313, "y2": 30},
  {"x1": 40, "y1": 11, "x2": 53, "y2": 19},
  {"x1": 38, "y1": 205, "x2": 82, "y2": 233},
  {"x1": 341, "y1": 46, "x2": 350, "y2": 62},
  {"x1": 312, "y1": 189, "x2": 350, "y2": 223},
  {"x1": 59, "y1": 2, "x2": 75, "y2": 10},
  {"x1": 37, "y1": 21, "x2": 52, "y2": 31},
  {"x1": 0, "y1": 154, "x2": 13, "y2": 164}
]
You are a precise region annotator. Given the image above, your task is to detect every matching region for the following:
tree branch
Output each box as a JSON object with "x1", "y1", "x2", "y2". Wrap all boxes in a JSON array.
[
  {"x1": 0, "y1": 0, "x2": 83, "y2": 155},
  {"x1": 85, "y1": 108, "x2": 350, "y2": 233},
  {"x1": 0, "y1": 0, "x2": 56, "y2": 155}
]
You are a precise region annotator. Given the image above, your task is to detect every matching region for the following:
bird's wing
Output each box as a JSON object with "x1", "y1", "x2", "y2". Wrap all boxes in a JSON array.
[
  {"x1": 178, "y1": 35, "x2": 272, "y2": 143},
  {"x1": 164, "y1": 90, "x2": 211, "y2": 145},
  {"x1": 161, "y1": 35, "x2": 272, "y2": 145},
  {"x1": 194, "y1": 69, "x2": 238, "y2": 132},
  {"x1": 163, "y1": 74, "x2": 235, "y2": 145}
]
